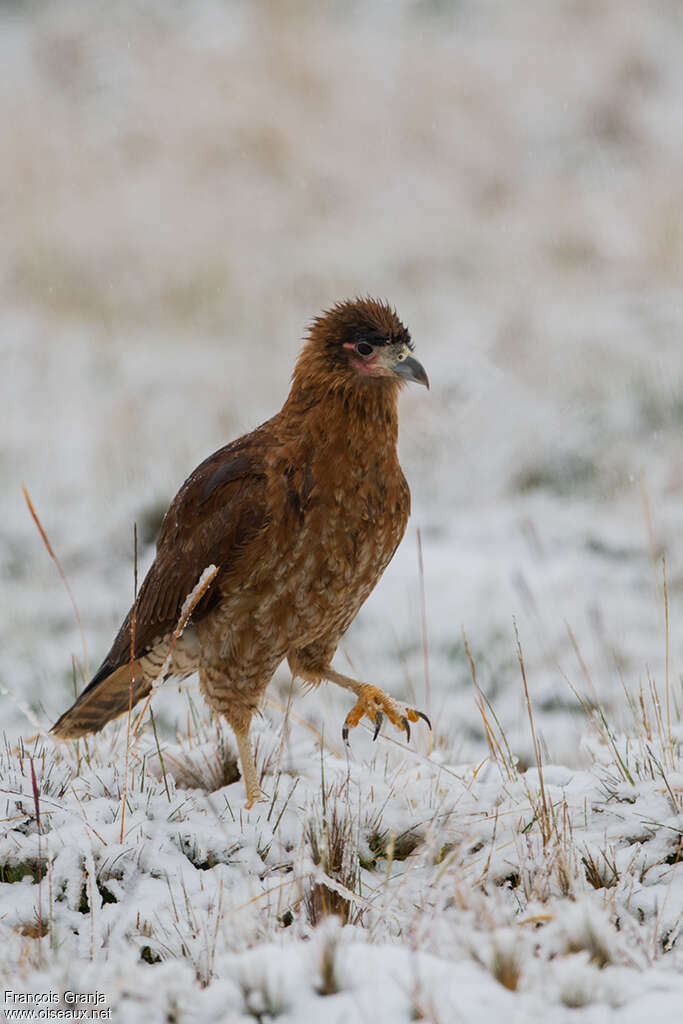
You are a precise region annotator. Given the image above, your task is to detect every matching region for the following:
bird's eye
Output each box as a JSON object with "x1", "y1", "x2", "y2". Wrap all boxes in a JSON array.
[{"x1": 355, "y1": 342, "x2": 374, "y2": 357}]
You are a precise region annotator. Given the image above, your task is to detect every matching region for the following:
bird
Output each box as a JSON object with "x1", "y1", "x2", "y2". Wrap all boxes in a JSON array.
[{"x1": 52, "y1": 297, "x2": 430, "y2": 806}]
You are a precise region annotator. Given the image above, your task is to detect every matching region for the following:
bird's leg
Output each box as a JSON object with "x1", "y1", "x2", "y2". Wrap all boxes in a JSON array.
[
  {"x1": 233, "y1": 725, "x2": 262, "y2": 809},
  {"x1": 322, "y1": 667, "x2": 431, "y2": 744}
]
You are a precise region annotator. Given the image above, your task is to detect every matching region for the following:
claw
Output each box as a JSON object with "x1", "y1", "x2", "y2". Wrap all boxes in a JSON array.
[{"x1": 340, "y1": 684, "x2": 430, "y2": 747}]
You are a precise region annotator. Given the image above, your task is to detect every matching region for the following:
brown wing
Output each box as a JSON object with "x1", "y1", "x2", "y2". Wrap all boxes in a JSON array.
[{"x1": 85, "y1": 431, "x2": 271, "y2": 691}]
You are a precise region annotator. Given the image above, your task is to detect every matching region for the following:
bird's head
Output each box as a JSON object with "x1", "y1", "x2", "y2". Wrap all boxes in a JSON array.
[{"x1": 293, "y1": 297, "x2": 429, "y2": 395}]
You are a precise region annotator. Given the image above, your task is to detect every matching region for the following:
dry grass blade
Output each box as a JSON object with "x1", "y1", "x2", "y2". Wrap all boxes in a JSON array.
[
  {"x1": 29, "y1": 757, "x2": 44, "y2": 955},
  {"x1": 566, "y1": 622, "x2": 599, "y2": 706},
  {"x1": 22, "y1": 484, "x2": 89, "y2": 682},
  {"x1": 121, "y1": 524, "x2": 139, "y2": 843},
  {"x1": 661, "y1": 554, "x2": 673, "y2": 770},
  {"x1": 417, "y1": 527, "x2": 432, "y2": 740},
  {"x1": 514, "y1": 619, "x2": 550, "y2": 846},
  {"x1": 305, "y1": 797, "x2": 360, "y2": 926},
  {"x1": 463, "y1": 629, "x2": 513, "y2": 780},
  {"x1": 132, "y1": 564, "x2": 219, "y2": 739}
]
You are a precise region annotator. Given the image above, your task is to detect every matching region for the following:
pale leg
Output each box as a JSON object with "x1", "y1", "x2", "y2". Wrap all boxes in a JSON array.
[{"x1": 233, "y1": 725, "x2": 262, "y2": 808}]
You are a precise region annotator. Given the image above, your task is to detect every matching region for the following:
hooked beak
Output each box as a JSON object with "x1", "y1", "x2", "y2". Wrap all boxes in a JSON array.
[{"x1": 393, "y1": 354, "x2": 429, "y2": 389}]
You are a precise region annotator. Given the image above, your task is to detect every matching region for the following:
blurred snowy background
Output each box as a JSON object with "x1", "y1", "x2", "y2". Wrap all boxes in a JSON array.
[{"x1": 2, "y1": 0, "x2": 682, "y2": 766}]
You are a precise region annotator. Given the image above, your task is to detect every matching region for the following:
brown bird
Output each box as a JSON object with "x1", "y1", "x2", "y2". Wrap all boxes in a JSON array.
[{"x1": 52, "y1": 298, "x2": 430, "y2": 805}]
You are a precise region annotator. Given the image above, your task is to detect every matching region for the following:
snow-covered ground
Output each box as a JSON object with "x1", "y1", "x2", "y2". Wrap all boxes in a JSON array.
[{"x1": 1, "y1": 1, "x2": 682, "y2": 1020}]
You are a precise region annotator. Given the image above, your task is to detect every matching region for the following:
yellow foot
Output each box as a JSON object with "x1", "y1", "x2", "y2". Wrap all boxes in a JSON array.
[
  {"x1": 342, "y1": 684, "x2": 431, "y2": 744},
  {"x1": 244, "y1": 789, "x2": 265, "y2": 810}
]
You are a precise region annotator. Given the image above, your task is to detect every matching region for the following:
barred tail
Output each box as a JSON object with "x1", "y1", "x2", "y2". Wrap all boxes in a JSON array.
[{"x1": 51, "y1": 660, "x2": 152, "y2": 739}]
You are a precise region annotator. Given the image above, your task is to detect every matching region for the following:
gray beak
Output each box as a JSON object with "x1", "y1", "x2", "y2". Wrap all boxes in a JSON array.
[{"x1": 393, "y1": 354, "x2": 429, "y2": 389}]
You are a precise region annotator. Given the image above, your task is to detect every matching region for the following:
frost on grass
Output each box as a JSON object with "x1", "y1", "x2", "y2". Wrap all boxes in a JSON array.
[
  {"x1": 1, "y1": 673, "x2": 681, "y2": 1023},
  {"x1": 2, "y1": 1, "x2": 683, "y2": 1021}
]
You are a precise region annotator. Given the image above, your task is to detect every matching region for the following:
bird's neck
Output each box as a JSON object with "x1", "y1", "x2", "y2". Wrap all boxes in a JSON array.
[{"x1": 282, "y1": 378, "x2": 400, "y2": 451}]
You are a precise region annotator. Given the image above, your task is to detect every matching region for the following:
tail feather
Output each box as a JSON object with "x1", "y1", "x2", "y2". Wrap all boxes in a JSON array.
[{"x1": 51, "y1": 660, "x2": 152, "y2": 739}]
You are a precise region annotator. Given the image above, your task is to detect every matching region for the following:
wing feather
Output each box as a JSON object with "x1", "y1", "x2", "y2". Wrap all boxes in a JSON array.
[{"x1": 90, "y1": 435, "x2": 271, "y2": 685}]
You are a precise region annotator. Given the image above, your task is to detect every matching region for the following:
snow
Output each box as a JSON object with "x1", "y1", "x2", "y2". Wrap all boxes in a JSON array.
[
  {"x1": 1, "y1": 0, "x2": 682, "y2": 1020},
  {"x1": 1, "y1": 732, "x2": 681, "y2": 1021}
]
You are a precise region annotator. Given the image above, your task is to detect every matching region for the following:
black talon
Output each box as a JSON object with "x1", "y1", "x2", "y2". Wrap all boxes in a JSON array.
[
  {"x1": 402, "y1": 716, "x2": 411, "y2": 743},
  {"x1": 416, "y1": 710, "x2": 432, "y2": 730},
  {"x1": 342, "y1": 723, "x2": 350, "y2": 744},
  {"x1": 373, "y1": 712, "x2": 384, "y2": 741}
]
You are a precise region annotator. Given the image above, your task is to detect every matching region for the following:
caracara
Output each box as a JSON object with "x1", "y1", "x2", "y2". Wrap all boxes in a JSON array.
[{"x1": 52, "y1": 298, "x2": 430, "y2": 805}]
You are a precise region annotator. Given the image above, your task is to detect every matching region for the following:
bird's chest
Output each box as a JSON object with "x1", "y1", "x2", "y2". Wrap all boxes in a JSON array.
[{"x1": 272, "y1": 442, "x2": 409, "y2": 641}]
